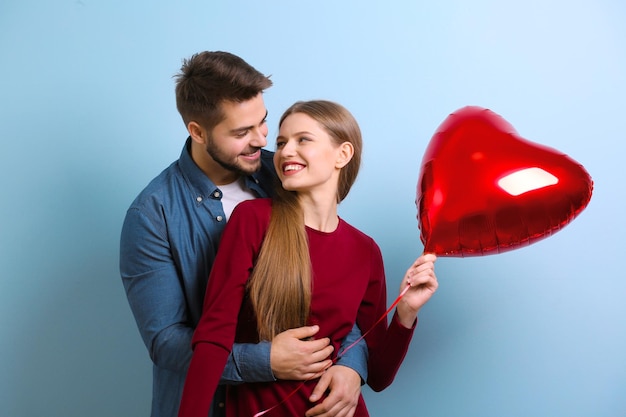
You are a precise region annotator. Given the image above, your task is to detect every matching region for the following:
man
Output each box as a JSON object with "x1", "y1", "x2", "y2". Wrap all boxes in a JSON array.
[{"x1": 120, "y1": 51, "x2": 366, "y2": 417}]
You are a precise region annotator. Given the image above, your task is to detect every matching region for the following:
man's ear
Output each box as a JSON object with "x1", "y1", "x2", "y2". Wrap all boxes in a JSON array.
[
  {"x1": 336, "y1": 142, "x2": 354, "y2": 169},
  {"x1": 187, "y1": 121, "x2": 206, "y2": 145}
]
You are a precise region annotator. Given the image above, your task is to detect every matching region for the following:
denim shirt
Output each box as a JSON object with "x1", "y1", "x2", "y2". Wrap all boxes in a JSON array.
[{"x1": 120, "y1": 139, "x2": 368, "y2": 417}]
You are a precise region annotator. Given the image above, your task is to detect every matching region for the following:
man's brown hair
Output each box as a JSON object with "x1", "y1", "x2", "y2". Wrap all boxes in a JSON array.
[{"x1": 174, "y1": 51, "x2": 272, "y2": 130}]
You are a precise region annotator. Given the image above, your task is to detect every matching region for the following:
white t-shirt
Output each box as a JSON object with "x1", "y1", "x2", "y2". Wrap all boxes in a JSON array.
[{"x1": 219, "y1": 177, "x2": 257, "y2": 220}]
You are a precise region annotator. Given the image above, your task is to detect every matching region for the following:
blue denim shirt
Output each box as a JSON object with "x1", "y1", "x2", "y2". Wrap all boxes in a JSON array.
[{"x1": 120, "y1": 139, "x2": 368, "y2": 417}]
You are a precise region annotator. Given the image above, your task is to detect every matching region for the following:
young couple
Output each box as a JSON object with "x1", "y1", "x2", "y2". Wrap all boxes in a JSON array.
[{"x1": 120, "y1": 51, "x2": 438, "y2": 417}]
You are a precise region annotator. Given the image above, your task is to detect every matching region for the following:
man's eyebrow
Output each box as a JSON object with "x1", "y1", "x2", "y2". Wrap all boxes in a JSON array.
[{"x1": 230, "y1": 110, "x2": 268, "y2": 135}]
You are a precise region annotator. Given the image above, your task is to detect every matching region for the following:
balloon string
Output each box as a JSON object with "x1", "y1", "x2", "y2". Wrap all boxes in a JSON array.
[
  {"x1": 252, "y1": 381, "x2": 306, "y2": 417},
  {"x1": 253, "y1": 283, "x2": 411, "y2": 417},
  {"x1": 336, "y1": 283, "x2": 410, "y2": 360}
]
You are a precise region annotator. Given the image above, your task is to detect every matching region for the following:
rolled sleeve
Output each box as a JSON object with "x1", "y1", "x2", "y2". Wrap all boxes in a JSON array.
[
  {"x1": 336, "y1": 323, "x2": 369, "y2": 383},
  {"x1": 222, "y1": 341, "x2": 275, "y2": 384}
]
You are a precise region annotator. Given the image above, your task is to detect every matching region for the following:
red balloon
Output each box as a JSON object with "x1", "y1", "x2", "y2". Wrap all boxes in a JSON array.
[{"x1": 416, "y1": 106, "x2": 593, "y2": 257}]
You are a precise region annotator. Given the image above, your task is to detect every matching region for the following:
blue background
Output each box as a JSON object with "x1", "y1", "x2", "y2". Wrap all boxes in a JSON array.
[{"x1": 1, "y1": 1, "x2": 624, "y2": 416}]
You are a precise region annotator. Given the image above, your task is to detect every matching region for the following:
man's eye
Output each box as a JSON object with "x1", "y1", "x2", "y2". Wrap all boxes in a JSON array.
[{"x1": 235, "y1": 130, "x2": 248, "y2": 138}]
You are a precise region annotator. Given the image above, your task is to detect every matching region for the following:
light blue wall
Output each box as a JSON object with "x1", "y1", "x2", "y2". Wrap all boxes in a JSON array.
[{"x1": 1, "y1": 1, "x2": 624, "y2": 416}]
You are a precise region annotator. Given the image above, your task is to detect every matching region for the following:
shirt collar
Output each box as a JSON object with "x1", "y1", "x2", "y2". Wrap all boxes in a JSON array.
[{"x1": 178, "y1": 137, "x2": 220, "y2": 200}]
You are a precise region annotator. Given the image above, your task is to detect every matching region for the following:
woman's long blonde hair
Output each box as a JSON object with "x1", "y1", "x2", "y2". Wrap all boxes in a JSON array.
[{"x1": 247, "y1": 100, "x2": 363, "y2": 341}]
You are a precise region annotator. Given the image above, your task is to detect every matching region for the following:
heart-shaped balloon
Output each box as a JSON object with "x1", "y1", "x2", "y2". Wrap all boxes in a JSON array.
[{"x1": 416, "y1": 106, "x2": 593, "y2": 257}]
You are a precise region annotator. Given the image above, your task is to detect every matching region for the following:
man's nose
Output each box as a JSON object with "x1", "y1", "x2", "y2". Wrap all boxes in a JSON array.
[{"x1": 249, "y1": 127, "x2": 267, "y2": 147}]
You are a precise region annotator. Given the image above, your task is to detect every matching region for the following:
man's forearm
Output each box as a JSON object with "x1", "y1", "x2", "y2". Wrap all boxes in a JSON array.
[{"x1": 335, "y1": 324, "x2": 368, "y2": 382}]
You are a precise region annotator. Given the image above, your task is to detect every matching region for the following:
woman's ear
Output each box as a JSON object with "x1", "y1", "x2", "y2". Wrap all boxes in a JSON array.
[
  {"x1": 336, "y1": 142, "x2": 355, "y2": 169},
  {"x1": 187, "y1": 121, "x2": 207, "y2": 145}
]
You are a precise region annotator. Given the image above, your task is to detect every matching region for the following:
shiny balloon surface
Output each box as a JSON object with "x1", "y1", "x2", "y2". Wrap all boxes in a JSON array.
[{"x1": 417, "y1": 106, "x2": 593, "y2": 257}]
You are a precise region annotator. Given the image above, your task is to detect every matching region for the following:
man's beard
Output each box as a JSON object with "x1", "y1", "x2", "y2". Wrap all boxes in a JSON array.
[{"x1": 206, "y1": 138, "x2": 261, "y2": 177}]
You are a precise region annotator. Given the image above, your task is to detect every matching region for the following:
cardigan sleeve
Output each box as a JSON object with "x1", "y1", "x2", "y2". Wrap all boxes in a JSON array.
[{"x1": 178, "y1": 201, "x2": 267, "y2": 417}]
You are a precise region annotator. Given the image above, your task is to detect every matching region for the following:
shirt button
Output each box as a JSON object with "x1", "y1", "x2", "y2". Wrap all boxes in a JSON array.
[
  {"x1": 218, "y1": 402, "x2": 225, "y2": 408},
  {"x1": 213, "y1": 191, "x2": 221, "y2": 198},
  {"x1": 196, "y1": 196, "x2": 203, "y2": 202},
  {"x1": 216, "y1": 215, "x2": 224, "y2": 222}
]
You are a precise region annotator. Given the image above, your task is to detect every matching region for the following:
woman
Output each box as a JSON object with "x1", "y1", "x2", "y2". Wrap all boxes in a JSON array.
[{"x1": 178, "y1": 100, "x2": 438, "y2": 417}]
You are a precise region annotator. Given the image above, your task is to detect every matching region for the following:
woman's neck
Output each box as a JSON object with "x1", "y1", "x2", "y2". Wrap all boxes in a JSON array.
[{"x1": 299, "y1": 193, "x2": 339, "y2": 232}]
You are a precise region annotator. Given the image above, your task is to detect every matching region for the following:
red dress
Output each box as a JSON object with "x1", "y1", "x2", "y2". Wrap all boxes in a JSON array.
[{"x1": 179, "y1": 198, "x2": 415, "y2": 417}]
